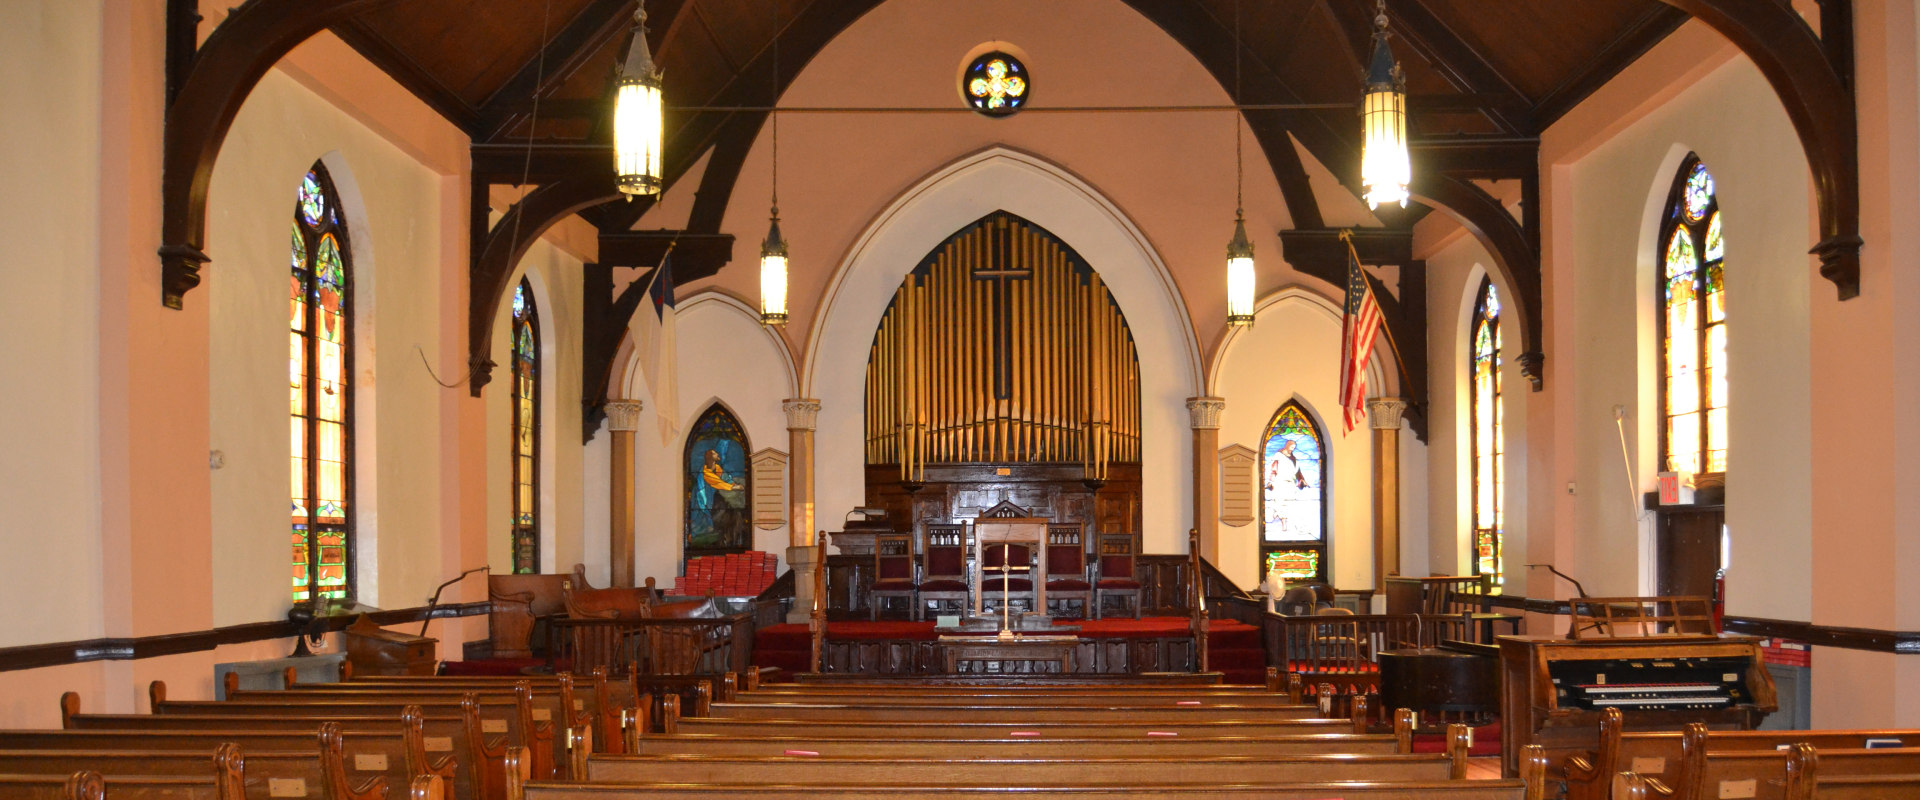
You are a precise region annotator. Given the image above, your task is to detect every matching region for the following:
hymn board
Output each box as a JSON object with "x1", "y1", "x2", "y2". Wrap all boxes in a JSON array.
[{"x1": 864, "y1": 211, "x2": 1143, "y2": 534}]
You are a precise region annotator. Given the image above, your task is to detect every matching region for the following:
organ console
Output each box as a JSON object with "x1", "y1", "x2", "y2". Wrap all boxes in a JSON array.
[{"x1": 1496, "y1": 597, "x2": 1778, "y2": 778}]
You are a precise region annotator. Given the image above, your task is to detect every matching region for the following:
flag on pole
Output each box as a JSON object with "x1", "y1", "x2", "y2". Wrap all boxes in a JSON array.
[
  {"x1": 633, "y1": 253, "x2": 679, "y2": 445},
  {"x1": 1338, "y1": 238, "x2": 1384, "y2": 433}
]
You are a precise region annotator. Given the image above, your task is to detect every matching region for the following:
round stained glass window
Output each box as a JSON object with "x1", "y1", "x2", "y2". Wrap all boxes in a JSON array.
[{"x1": 963, "y1": 52, "x2": 1029, "y2": 117}]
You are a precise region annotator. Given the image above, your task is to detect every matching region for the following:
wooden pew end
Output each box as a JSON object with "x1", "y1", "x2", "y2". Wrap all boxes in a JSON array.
[
  {"x1": 408, "y1": 775, "x2": 444, "y2": 800},
  {"x1": 1521, "y1": 744, "x2": 1550, "y2": 800},
  {"x1": 224, "y1": 671, "x2": 240, "y2": 697},
  {"x1": 63, "y1": 771, "x2": 106, "y2": 800},
  {"x1": 1446, "y1": 722, "x2": 1470, "y2": 779},
  {"x1": 58, "y1": 692, "x2": 81, "y2": 729},
  {"x1": 1394, "y1": 708, "x2": 1415, "y2": 754}
]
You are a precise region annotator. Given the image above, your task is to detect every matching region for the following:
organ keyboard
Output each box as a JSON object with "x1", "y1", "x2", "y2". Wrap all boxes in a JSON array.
[{"x1": 1498, "y1": 635, "x2": 1777, "y2": 778}]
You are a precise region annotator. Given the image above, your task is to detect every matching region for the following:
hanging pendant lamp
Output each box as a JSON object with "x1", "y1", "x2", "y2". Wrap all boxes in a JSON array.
[
  {"x1": 1360, "y1": 0, "x2": 1411, "y2": 210},
  {"x1": 1224, "y1": 0, "x2": 1255, "y2": 328},
  {"x1": 613, "y1": 3, "x2": 664, "y2": 197},
  {"x1": 759, "y1": 2, "x2": 789, "y2": 326}
]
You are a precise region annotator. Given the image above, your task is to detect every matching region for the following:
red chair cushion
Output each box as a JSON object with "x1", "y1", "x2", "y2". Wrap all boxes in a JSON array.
[
  {"x1": 981, "y1": 578, "x2": 1034, "y2": 592},
  {"x1": 877, "y1": 556, "x2": 912, "y2": 581},
  {"x1": 1099, "y1": 555, "x2": 1134, "y2": 579},
  {"x1": 1046, "y1": 579, "x2": 1091, "y2": 591},
  {"x1": 926, "y1": 546, "x2": 964, "y2": 577},
  {"x1": 1097, "y1": 578, "x2": 1141, "y2": 589},
  {"x1": 871, "y1": 579, "x2": 916, "y2": 591},
  {"x1": 918, "y1": 579, "x2": 968, "y2": 592},
  {"x1": 984, "y1": 544, "x2": 1031, "y2": 568},
  {"x1": 1047, "y1": 545, "x2": 1084, "y2": 574}
]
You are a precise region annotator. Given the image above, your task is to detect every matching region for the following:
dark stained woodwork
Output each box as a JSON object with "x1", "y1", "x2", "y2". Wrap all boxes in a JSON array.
[
  {"x1": 1531, "y1": 5, "x2": 1691, "y2": 128},
  {"x1": 580, "y1": 263, "x2": 649, "y2": 441},
  {"x1": 1657, "y1": 0, "x2": 1861, "y2": 300},
  {"x1": 473, "y1": 0, "x2": 666, "y2": 141},
  {"x1": 1380, "y1": 0, "x2": 1534, "y2": 134},
  {"x1": 596, "y1": 231, "x2": 733, "y2": 268},
  {"x1": 471, "y1": 144, "x2": 615, "y2": 184},
  {"x1": 329, "y1": 17, "x2": 480, "y2": 129},
  {"x1": 1278, "y1": 229, "x2": 1429, "y2": 440},
  {"x1": 158, "y1": 0, "x2": 396, "y2": 309},
  {"x1": 1411, "y1": 174, "x2": 1544, "y2": 390}
]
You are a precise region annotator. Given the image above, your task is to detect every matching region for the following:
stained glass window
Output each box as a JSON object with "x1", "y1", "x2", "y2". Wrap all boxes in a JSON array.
[
  {"x1": 290, "y1": 163, "x2": 353, "y2": 603},
  {"x1": 511, "y1": 279, "x2": 540, "y2": 574},
  {"x1": 1470, "y1": 279, "x2": 1504, "y2": 590},
  {"x1": 962, "y1": 52, "x2": 1029, "y2": 116},
  {"x1": 685, "y1": 405, "x2": 751, "y2": 559},
  {"x1": 1260, "y1": 402, "x2": 1327, "y2": 584},
  {"x1": 1661, "y1": 156, "x2": 1727, "y2": 477}
]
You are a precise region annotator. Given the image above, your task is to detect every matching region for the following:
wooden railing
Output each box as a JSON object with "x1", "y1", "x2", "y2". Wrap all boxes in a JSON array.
[{"x1": 548, "y1": 614, "x2": 752, "y2": 676}]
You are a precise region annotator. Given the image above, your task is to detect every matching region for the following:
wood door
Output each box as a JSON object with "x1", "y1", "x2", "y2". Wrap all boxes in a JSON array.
[{"x1": 1656, "y1": 505, "x2": 1723, "y2": 600}]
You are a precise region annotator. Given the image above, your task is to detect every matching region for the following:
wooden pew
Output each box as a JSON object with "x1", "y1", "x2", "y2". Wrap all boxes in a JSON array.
[
  {"x1": 632, "y1": 731, "x2": 1409, "y2": 758},
  {"x1": 751, "y1": 667, "x2": 1299, "y2": 697},
  {"x1": 1565, "y1": 710, "x2": 1920, "y2": 800},
  {"x1": 0, "y1": 733, "x2": 383, "y2": 800},
  {"x1": 698, "y1": 700, "x2": 1326, "y2": 723},
  {"x1": 221, "y1": 680, "x2": 581, "y2": 770},
  {"x1": 1615, "y1": 745, "x2": 1920, "y2": 800},
  {"x1": 317, "y1": 671, "x2": 638, "y2": 751},
  {"x1": 0, "y1": 747, "x2": 244, "y2": 800},
  {"x1": 727, "y1": 691, "x2": 1308, "y2": 708},
  {"x1": 505, "y1": 744, "x2": 1551, "y2": 800},
  {"x1": 151, "y1": 687, "x2": 569, "y2": 789},
  {"x1": 0, "y1": 773, "x2": 102, "y2": 800}
]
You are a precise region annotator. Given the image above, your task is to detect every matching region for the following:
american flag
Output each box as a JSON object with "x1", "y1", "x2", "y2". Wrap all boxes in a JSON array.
[{"x1": 1339, "y1": 243, "x2": 1383, "y2": 433}]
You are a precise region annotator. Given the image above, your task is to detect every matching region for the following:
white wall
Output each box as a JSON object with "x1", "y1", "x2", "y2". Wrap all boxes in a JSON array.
[
  {"x1": 1558, "y1": 58, "x2": 1812, "y2": 617},
  {"x1": 625, "y1": 295, "x2": 797, "y2": 583},
  {"x1": 0, "y1": 0, "x2": 108, "y2": 646},
  {"x1": 207, "y1": 68, "x2": 449, "y2": 622}
]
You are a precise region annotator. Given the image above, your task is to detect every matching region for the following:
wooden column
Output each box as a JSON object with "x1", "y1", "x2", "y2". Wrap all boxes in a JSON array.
[
  {"x1": 784, "y1": 398, "x2": 822, "y2": 625},
  {"x1": 1368, "y1": 398, "x2": 1409, "y2": 591},
  {"x1": 1186, "y1": 397, "x2": 1226, "y2": 563},
  {"x1": 605, "y1": 400, "x2": 643, "y2": 588}
]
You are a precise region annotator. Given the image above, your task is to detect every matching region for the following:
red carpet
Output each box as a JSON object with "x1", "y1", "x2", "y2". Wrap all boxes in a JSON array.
[{"x1": 752, "y1": 617, "x2": 1268, "y2": 684}]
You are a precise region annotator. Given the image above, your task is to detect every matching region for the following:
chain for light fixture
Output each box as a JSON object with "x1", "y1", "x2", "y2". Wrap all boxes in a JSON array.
[
  {"x1": 1361, "y1": 0, "x2": 1411, "y2": 209},
  {"x1": 759, "y1": 1, "x2": 790, "y2": 326},
  {"x1": 1225, "y1": 0, "x2": 1255, "y2": 327},
  {"x1": 613, "y1": 1, "x2": 664, "y2": 197}
]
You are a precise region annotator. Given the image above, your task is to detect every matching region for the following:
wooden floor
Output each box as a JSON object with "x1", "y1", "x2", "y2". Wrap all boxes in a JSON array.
[{"x1": 1464, "y1": 757, "x2": 1503, "y2": 780}]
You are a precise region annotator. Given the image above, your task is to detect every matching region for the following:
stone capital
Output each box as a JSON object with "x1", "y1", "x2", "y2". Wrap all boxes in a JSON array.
[
  {"x1": 605, "y1": 400, "x2": 645, "y2": 432},
  {"x1": 1186, "y1": 396, "x2": 1227, "y2": 430},
  {"x1": 783, "y1": 398, "x2": 822, "y2": 431},
  {"x1": 1367, "y1": 397, "x2": 1409, "y2": 430}
]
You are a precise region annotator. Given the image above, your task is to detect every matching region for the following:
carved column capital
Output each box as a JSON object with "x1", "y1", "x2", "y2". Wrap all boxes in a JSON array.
[
  {"x1": 1517, "y1": 351, "x2": 1546, "y2": 392},
  {"x1": 605, "y1": 400, "x2": 645, "y2": 432},
  {"x1": 1186, "y1": 396, "x2": 1227, "y2": 430},
  {"x1": 1367, "y1": 397, "x2": 1409, "y2": 431},
  {"x1": 783, "y1": 398, "x2": 821, "y2": 431}
]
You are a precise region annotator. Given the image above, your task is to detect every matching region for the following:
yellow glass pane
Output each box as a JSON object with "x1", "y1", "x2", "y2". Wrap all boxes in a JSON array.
[
  {"x1": 1668, "y1": 413, "x2": 1701, "y2": 475},
  {"x1": 1706, "y1": 407, "x2": 1728, "y2": 466},
  {"x1": 1706, "y1": 323, "x2": 1728, "y2": 409}
]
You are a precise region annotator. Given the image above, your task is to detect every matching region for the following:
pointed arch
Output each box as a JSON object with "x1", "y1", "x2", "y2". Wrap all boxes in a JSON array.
[
  {"x1": 289, "y1": 161, "x2": 356, "y2": 603},
  {"x1": 684, "y1": 403, "x2": 753, "y2": 559},
  {"x1": 1261, "y1": 399, "x2": 1328, "y2": 584},
  {"x1": 1658, "y1": 154, "x2": 1726, "y2": 478},
  {"x1": 510, "y1": 278, "x2": 541, "y2": 573},
  {"x1": 1469, "y1": 277, "x2": 1505, "y2": 589}
]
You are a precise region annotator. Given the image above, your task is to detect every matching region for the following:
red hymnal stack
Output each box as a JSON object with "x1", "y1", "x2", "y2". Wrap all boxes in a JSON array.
[
  {"x1": 670, "y1": 551, "x2": 780, "y2": 598},
  {"x1": 1758, "y1": 638, "x2": 1811, "y2": 668}
]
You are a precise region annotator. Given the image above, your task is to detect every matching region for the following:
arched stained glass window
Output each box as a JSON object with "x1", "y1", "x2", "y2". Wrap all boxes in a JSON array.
[
  {"x1": 685, "y1": 405, "x2": 751, "y2": 559},
  {"x1": 290, "y1": 163, "x2": 354, "y2": 603},
  {"x1": 1660, "y1": 156, "x2": 1727, "y2": 477},
  {"x1": 511, "y1": 279, "x2": 540, "y2": 574},
  {"x1": 1260, "y1": 402, "x2": 1327, "y2": 584},
  {"x1": 1470, "y1": 279, "x2": 1504, "y2": 589}
]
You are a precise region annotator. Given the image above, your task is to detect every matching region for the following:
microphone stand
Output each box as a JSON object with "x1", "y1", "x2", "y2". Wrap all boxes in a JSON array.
[{"x1": 420, "y1": 566, "x2": 490, "y2": 638}]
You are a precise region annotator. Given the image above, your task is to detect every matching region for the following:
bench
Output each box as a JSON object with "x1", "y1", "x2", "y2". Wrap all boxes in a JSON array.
[
  {"x1": 220, "y1": 682, "x2": 580, "y2": 774},
  {"x1": 0, "y1": 773, "x2": 239, "y2": 800},
  {"x1": 700, "y1": 701, "x2": 1323, "y2": 723},
  {"x1": 318, "y1": 671, "x2": 638, "y2": 750},
  {"x1": 1565, "y1": 710, "x2": 1920, "y2": 800},
  {"x1": 728, "y1": 690, "x2": 1308, "y2": 708},
  {"x1": 0, "y1": 734, "x2": 380, "y2": 800},
  {"x1": 582, "y1": 748, "x2": 1468, "y2": 786},
  {"x1": 631, "y1": 731, "x2": 1408, "y2": 758},
  {"x1": 1614, "y1": 744, "x2": 1920, "y2": 800}
]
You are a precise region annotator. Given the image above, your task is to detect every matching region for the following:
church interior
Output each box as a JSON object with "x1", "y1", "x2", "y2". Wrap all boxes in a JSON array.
[{"x1": 4, "y1": 0, "x2": 1920, "y2": 796}]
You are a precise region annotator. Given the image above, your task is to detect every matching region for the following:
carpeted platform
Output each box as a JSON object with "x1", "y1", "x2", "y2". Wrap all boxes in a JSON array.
[{"x1": 752, "y1": 617, "x2": 1267, "y2": 684}]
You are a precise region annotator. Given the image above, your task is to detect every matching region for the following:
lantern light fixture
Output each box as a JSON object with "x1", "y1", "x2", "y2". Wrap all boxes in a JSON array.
[
  {"x1": 1360, "y1": 0, "x2": 1411, "y2": 210},
  {"x1": 613, "y1": 3, "x2": 664, "y2": 197},
  {"x1": 1224, "y1": 0, "x2": 1255, "y2": 328},
  {"x1": 759, "y1": 1, "x2": 789, "y2": 326}
]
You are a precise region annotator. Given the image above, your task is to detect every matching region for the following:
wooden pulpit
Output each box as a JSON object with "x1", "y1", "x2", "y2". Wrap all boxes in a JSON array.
[{"x1": 342, "y1": 614, "x2": 438, "y2": 676}]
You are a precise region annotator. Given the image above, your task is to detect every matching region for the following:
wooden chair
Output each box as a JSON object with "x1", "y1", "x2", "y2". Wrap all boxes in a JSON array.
[
  {"x1": 917, "y1": 524, "x2": 970, "y2": 618},
  {"x1": 1043, "y1": 523, "x2": 1091, "y2": 618},
  {"x1": 869, "y1": 532, "x2": 918, "y2": 620},
  {"x1": 1094, "y1": 532, "x2": 1142, "y2": 619},
  {"x1": 980, "y1": 541, "x2": 1035, "y2": 614}
]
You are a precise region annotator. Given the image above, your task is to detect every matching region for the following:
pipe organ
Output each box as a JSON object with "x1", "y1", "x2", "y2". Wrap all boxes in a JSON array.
[{"x1": 865, "y1": 211, "x2": 1142, "y2": 480}]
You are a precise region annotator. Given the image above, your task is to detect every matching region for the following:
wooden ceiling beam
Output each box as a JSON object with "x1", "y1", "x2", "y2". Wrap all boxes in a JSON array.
[
  {"x1": 580, "y1": 262, "x2": 651, "y2": 439},
  {"x1": 1531, "y1": 5, "x2": 1689, "y2": 129},
  {"x1": 471, "y1": 142, "x2": 614, "y2": 183},
  {"x1": 159, "y1": 0, "x2": 400, "y2": 309},
  {"x1": 1412, "y1": 174, "x2": 1542, "y2": 390},
  {"x1": 1382, "y1": 0, "x2": 1533, "y2": 133},
  {"x1": 329, "y1": 17, "x2": 479, "y2": 129},
  {"x1": 597, "y1": 230, "x2": 734, "y2": 268},
  {"x1": 474, "y1": 0, "x2": 667, "y2": 142},
  {"x1": 1410, "y1": 135, "x2": 1539, "y2": 180}
]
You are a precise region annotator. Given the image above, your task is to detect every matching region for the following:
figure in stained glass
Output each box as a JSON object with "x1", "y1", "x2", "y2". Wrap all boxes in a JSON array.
[
  {"x1": 684, "y1": 406, "x2": 751, "y2": 555},
  {"x1": 1261, "y1": 402, "x2": 1327, "y2": 583}
]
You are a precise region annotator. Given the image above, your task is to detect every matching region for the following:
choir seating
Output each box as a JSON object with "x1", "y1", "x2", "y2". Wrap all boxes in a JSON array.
[
  {"x1": 1092, "y1": 532, "x2": 1141, "y2": 619},
  {"x1": 868, "y1": 532, "x2": 917, "y2": 620},
  {"x1": 1565, "y1": 709, "x2": 1920, "y2": 800},
  {"x1": 1043, "y1": 523, "x2": 1091, "y2": 619},
  {"x1": 915, "y1": 526, "x2": 969, "y2": 618}
]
